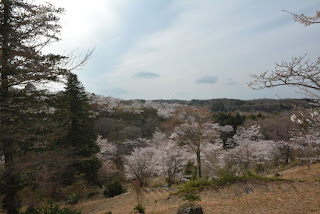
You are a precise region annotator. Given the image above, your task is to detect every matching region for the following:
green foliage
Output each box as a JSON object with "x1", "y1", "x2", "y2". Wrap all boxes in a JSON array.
[
  {"x1": 175, "y1": 170, "x2": 284, "y2": 196},
  {"x1": 152, "y1": 98, "x2": 311, "y2": 113},
  {"x1": 62, "y1": 73, "x2": 99, "y2": 156},
  {"x1": 212, "y1": 170, "x2": 243, "y2": 186},
  {"x1": 75, "y1": 158, "x2": 102, "y2": 185},
  {"x1": 184, "y1": 161, "x2": 198, "y2": 180},
  {"x1": 209, "y1": 98, "x2": 311, "y2": 113},
  {"x1": 67, "y1": 192, "x2": 80, "y2": 205},
  {"x1": 182, "y1": 190, "x2": 201, "y2": 201},
  {"x1": 210, "y1": 99, "x2": 227, "y2": 112},
  {"x1": 247, "y1": 113, "x2": 265, "y2": 121},
  {"x1": 212, "y1": 112, "x2": 246, "y2": 130},
  {"x1": 103, "y1": 180, "x2": 126, "y2": 198},
  {"x1": 179, "y1": 179, "x2": 211, "y2": 194},
  {"x1": 21, "y1": 202, "x2": 81, "y2": 214},
  {"x1": 255, "y1": 164, "x2": 267, "y2": 174},
  {"x1": 213, "y1": 170, "x2": 284, "y2": 184},
  {"x1": 133, "y1": 204, "x2": 145, "y2": 214},
  {"x1": 55, "y1": 73, "x2": 101, "y2": 184},
  {"x1": 95, "y1": 107, "x2": 163, "y2": 143}
]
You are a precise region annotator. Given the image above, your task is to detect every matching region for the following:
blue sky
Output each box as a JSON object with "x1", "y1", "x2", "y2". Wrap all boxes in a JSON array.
[{"x1": 49, "y1": 0, "x2": 320, "y2": 100}]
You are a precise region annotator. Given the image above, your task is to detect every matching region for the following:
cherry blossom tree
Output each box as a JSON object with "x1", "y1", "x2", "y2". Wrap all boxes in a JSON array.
[
  {"x1": 123, "y1": 147, "x2": 157, "y2": 186},
  {"x1": 249, "y1": 9, "x2": 320, "y2": 168},
  {"x1": 95, "y1": 136, "x2": 122, "y2": 185},
  {"x1": 249, "y1": 10, "x2": 320, "y2": 96},
  {"x1": 224, "y1": 125, "x2": 279, "y2": 175},
  {"x1": 149, "y1": 131, "x2": 193, "y2": 185},
  {"x1": 233, "y1": 124, "x2": 264, "y2": 142},
  {"x1": 96, "y1": 135, "x2": 118, "y2": 161},
  {"x1": 284, "y1": 10, "x2": 320, "y2": 26},
  {"x1": 89, "y1": 95, "x2": 122, "y2": 115},
  {"x1": 97, "y1": 160, "x2": 118, "y2": 186},
  {"x1": 153, "y1": 140, "x2": 185, "y2": 187},
  {"x1": 284, "y1": 129, "x2": 320, "y2": 169},
  {"x1": 123, "y1": 131, "x2": 191, "y2": 187},
  {"x1": 170, "y1": 107, "x2": 221, "y2": 178},
  {"x1": 201, "y1": 141, "x2": 225, "y2": 177},
  {"x1": 291, "y1": 101, "x2": 320, "y2": 128},
  {"x1": 248, "y1": 55, "x2": 320, "y2": 94}
]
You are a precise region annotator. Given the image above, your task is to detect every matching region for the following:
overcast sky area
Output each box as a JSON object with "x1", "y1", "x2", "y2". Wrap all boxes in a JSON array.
[{"x1": 47, "y1": 0, "x2": 320, "y2": 100}]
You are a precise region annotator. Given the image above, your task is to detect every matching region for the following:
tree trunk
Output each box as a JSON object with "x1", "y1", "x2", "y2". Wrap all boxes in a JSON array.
[
  {"x1": 4, "y1": 145, "x2": 19, "y2": 214},
  {"x1": 196, "y1": 148, "x2": 202, "y2": 178},
  {"x1": 307, "y1": 160, "x2": 311, "y2": 170}
]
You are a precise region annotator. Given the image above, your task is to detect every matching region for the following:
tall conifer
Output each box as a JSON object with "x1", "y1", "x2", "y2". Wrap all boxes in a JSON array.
[
  {"x1": 1, "y1": 1, "x2": 68, "y2": 213},
  {"x1": 57, "y1": 73, "x2": 100, "y2": 184}
]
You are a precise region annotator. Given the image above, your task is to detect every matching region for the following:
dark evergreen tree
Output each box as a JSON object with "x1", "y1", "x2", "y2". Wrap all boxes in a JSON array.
[
  {"x1": 0, "y1": 1, "x2": 67, "y2": 213},
  {"x1": 0, "y1": 1, "x2": 91, "y2": 212},
  {"x1": 57, "y1": 73, "x2": 101, "y2": 184}
]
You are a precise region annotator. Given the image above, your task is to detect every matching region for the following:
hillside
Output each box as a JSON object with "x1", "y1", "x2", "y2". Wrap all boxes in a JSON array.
[
  {"x1": 71, "y1": 163, "x2": 320, "y2": 214},
  {"x1": 149, "y1": 98, "x2": 312, "y2": 113}
]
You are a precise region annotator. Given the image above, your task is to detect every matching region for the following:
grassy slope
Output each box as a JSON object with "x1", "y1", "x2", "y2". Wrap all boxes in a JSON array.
[{"x1": 72, "y1": 163, "x2": 320, "y2": 214}]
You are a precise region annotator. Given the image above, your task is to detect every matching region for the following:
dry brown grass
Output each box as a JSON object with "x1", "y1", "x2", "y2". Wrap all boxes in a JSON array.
[
  {"x1": 280, "y1": 162, "x2": 320, "y2": 181},
  {"x1": 71, "y1": 181, "x2": 320, "y2": 214},
  {"x1": 71, "y1": 163, "x2": 320, "y2": 214},
  {"x1": 1, "y1": 163, "x2": 318, "y2": 214}
]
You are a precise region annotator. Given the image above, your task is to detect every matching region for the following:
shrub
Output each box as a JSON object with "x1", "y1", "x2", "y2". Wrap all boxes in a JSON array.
[
  {"x1": 174, "y1": 170, "x2": 284, "y2": 202},
  {"x1": 183, "y1": 178, "x2": 211, "y2": 192},
  {"x1": 22, "y1": 201, "x2": 81, "y2": 214},
  {"x1": 133, "y1": 204, "x2": 145, "y2": 214},
  {"x1": 76, "y1": 157, "x2": 102, "y2": 185},
  {"x1": 212, "y1": 169, "x2": 239, "y2": 186},
  {"x1": 255, "y1": 163, "x2": 266, "y2": 174},
  {"x1": 103, "y1": 180, "x2": 126, "y2": 198},
  {"x1": 182, "y1": 190, "x2": 201, "y2": 201},
  {"x1": 184, "y1": 161, "x2": 198, "y2": 180},
  {"x1": 67, "y1": 192, "x2": 80, "y2": 205},
  {"x1": 177, "y1": 203, "x2": 203, "y2": 214}
]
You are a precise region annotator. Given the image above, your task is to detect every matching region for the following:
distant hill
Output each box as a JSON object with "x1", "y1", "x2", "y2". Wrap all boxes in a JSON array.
[{"x1": 136, "y1": 98, "x2": 313, "y2": 113}]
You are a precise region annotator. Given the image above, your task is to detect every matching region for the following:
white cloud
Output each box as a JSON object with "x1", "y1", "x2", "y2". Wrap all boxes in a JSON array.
[
  {"x1": 102, "y1": 0, "x2": 320, "y2": 99},
  {"x1": 40, "y1": 0, "x2": 320, "y2": 100},
  {"x1": 45, "y1": 0, "x2": 125, "y2": 53}
]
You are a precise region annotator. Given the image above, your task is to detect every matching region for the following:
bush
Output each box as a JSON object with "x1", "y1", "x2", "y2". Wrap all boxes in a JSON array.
[
  {"x1": 133, "y1": 204, "x2": 145, "y2": 214},
  {"x1": 175, "y1": 170, "x2": 283, "y2": 195},
  {"x1": 212, "y1": 169, "x2": 240, "y2": 186},
  {"x1": 183, "y1": 178, "x2": 211, "y2": 192},
  {"x1": 184, "y1": 161, "x2": 198, "y2": 180},
  {"x1": 67, "y1": 192, "x2": 80, "y2": 205},
  {"x1": 103, "y1": 180, "x2": 126, "y2": 198},
  {"x1": 76, "y1": 157, "x2": 102, "y2": 185},
  {"x1": 177, "y1": 203, "x2": 203, "y2": 214},
  {"x1": 255, "y1": 163, "x2": 266, "y2": 174},
  {"x1": 182, "y1": 190, "x2": 201, "y2": 201},
  {"x1": 22, "y1": 201, "x2": 81, "y2": 214}
]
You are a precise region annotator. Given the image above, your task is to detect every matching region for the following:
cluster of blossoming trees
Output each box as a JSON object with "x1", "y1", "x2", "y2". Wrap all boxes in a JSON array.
[
  {"x1": 89, "y1": 94, "x2": 181, "y2": 119},
  {"x1": 95, "y1": 102, "x2": 320, "y2": 186}
]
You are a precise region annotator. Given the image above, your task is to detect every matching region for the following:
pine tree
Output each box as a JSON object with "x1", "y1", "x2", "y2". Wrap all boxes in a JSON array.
[
  {"x1": 0, "y1": 1, "x2": 80, "y2": 213},
  {"x1": 57, "y1": 73, "x2": 101, "y2": 184}
]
